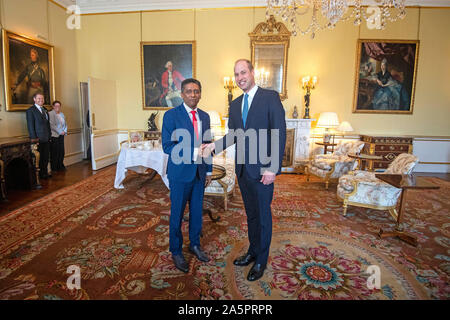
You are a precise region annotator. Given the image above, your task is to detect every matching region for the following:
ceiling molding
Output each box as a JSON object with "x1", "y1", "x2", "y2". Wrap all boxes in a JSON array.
[{"x1": 51, "y1": 0, "x2": 450, "y2": 14}]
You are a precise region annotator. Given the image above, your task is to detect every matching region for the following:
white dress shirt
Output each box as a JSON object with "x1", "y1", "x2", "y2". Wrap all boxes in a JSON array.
[
  {"x1": 35, "y1": 104, "x2": 48, "y2": 119},
  {"x1": 183, "y1": 103, "x2": 202, "y2": 138},
  {"x1": 182, "y1": 103, "x2": 211, "y2": 175},
  {"x1": 241, "y1": 85, "x2": 259, "y2": 113}
]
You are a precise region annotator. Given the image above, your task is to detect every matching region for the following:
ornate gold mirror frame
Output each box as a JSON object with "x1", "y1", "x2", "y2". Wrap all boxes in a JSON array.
[{"x1": 249, "y1": 15, "x2": 291, "y2": 101}]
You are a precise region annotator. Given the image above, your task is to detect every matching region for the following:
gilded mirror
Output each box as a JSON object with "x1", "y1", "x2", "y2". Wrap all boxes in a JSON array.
[{"x1": 249, "y1": 15, "x2": 291, "y2": 100}]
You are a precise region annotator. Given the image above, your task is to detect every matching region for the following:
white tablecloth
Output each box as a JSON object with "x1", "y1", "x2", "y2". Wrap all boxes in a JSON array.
[{"x1": 114, "y1": 143, "x2": 169, "y2": 189}]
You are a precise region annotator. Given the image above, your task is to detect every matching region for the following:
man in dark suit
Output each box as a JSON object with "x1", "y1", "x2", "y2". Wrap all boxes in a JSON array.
[
  {"x1": 26, "y1": 92, "x2": 51, "y2": 179},
  {"x1": 162, "y1": 78, "x2": 213, "y2": 273},
  {"x1": 201, "y1": 59, "x2": 286, "y2": 281}
]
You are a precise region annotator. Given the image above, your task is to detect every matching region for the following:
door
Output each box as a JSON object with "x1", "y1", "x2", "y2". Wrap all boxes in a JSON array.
[
  {"x1": 80, "y1": 82, "x2": 90, "y2": 160},
  {"x1": 88, "y1": 77, "x2": 119, "y2": 170}
]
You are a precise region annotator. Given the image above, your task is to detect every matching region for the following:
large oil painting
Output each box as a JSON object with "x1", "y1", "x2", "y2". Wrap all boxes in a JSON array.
[
  {"x1": 353, "y1": 40, "x2": 419, "y2": 114},
  {"x1": 2, "y1": 29, "x2": 55, "y2": 111},
  {"x1": 141, "y1": 41, "x2": 195, "y2": 110}
]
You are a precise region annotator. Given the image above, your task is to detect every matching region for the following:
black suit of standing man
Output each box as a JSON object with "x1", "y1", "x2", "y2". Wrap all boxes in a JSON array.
[
  {"x1": 26, "y1": 92, "x2": 51, "y2": 179},
  {"x1": 202, "y1": 59, "x2": 286, "y2": 281}
]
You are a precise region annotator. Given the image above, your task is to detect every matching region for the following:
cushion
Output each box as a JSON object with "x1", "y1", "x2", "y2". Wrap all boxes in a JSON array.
[{"x1": 205, "y1": 157, "x2": 235, "y2": 194}]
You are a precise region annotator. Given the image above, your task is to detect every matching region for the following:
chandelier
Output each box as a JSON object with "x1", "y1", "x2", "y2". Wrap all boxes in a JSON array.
[{"x1": 266, "y1": 0, "x2": 407, "y2": 38}]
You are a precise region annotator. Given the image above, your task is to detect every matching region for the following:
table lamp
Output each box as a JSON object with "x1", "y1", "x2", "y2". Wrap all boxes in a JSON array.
[
  {"x1": 317, "y1": 112, "x2": 339, "y2": 143},
  {"x1": 207, "y1": 110, "x2": 222, "y2": 139},
  {"x1": 337, "y1": 121, "x2": 353, "y2": 137}
]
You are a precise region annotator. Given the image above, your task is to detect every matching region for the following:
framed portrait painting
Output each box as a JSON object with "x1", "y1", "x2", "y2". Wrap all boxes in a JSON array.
[
  {"x1": 141, "y1": 41, "x2": 196, "y2": 110},
  {"x1": 353, "y1": 39, "x2": 419, "y2": 114},
  {"x1": 2, "y1": 29, "x2": 55, "y2": 111}
]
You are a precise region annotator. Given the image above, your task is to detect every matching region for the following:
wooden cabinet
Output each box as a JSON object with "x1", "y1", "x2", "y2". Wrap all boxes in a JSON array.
[
  {"x1": 0, "y1": 138, "x2": 39, "y2": 200},
  {"x1": 360, "y1": 135, "x2": 413, "y2": 170}
]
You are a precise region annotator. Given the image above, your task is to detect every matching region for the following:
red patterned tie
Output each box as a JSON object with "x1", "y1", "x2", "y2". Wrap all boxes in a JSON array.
[{"x1": 191, "y1": 110, "x2": 199, "y2": 140}]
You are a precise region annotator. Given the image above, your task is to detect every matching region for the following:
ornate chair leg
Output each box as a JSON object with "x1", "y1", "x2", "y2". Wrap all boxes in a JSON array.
[
  {"x1": 305, "y1": 166, "x2": 310, "y2": 182},
  {"x1": 343, "y1": 198, "x2": 348, "y2": 216},
  {"x1": 388, "y1": 208, "x2": 399, "y2": 222},
  {"x1": 325, "y1": 179, "x2": 329, "y2": 190}
]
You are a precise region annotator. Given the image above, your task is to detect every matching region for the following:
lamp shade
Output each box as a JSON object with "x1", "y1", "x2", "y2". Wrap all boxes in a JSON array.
[
  {"x1": 207, "y1": 110, "x2": 221, "y2": 127},
  {"x1": 337, "y1": 121, "x2": 353, "y2": 132},
  {"x1": 316, "y1": 112, "x2": 339, "y2": 128}
]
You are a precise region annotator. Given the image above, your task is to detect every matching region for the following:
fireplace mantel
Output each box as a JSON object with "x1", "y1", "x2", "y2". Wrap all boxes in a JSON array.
[
  {"x1": 222, "y1": 118, "x2": 314, "y2": 173},
  {"x1": 283, "y1": 118, "x2": 314, "y2": 173}
]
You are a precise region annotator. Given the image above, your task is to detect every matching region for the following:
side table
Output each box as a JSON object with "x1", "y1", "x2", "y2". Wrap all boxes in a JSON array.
[
  {"x1": 348, "y1": 153, "x2": 383, "y2": 171},
  {"x1": 375, "y1": 174, "x2": 440, "y2": 246},
  {"x1": 315, "y1": 142, "x2": 337, "y2": 154}
]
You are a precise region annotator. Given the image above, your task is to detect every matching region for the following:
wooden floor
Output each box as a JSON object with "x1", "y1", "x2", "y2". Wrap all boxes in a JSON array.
[
  {"x1": 0, "y1": 160, "x2": 101, "y2": 216},
  {"x1": 0, "y1": 160, "x2": 448, "y2": 217}
]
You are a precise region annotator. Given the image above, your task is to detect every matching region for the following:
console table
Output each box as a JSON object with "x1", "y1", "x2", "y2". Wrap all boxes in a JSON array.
[{"x1": 0, "y1": 137, "x2": 40, "y2": 201}]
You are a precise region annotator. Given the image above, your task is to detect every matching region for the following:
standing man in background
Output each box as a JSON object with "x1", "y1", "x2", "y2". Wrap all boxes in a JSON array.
[
  {"x1": 201, "y1": 59, "x2": 286, "y2": 281},
  {"x1": 26, "y1": 92, "x2": 51, "y2": 179},
  {"x1": 162, "y1": 78, "x2": 213, "y2": 273}
]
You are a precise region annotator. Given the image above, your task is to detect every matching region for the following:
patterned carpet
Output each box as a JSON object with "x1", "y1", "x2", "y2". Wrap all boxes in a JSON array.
[{"x1": 0, "y1": 166, "x2": 448, "y2": 300}]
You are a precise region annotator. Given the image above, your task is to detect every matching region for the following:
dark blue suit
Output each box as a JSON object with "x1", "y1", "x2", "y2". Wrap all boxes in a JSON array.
[
  {"x1": 162, "y1": 104, "x2": 213, "y2": 255},
  {"x1": 215, "y1": 87, "x2": 286, "y2": 267},
  {"x1": 26, "y1": 105, "x2": 51, "y2": 177}
]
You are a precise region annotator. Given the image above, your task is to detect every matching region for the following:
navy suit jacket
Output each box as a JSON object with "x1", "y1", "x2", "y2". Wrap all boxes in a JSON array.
[
  {"x1": 215, "y1": 87, "x2": 286, "y2": 179},
  {"x1": 26, "y1": 105, "x2": 51, "y2": 143},
  {"x1": 162, "y1": 104, "x2": 213, "y2": 183}
]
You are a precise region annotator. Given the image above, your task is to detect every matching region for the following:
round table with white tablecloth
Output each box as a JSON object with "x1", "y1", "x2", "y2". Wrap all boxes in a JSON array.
[{"x1": 114, "y1": 141, "x2": 169, "y2": 189}]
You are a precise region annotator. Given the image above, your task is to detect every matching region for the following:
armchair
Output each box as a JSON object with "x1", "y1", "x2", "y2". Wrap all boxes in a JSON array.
[
  {"x1": 306, "y1": 140, "x2": 365, "y2": 189},
  {"x1": 337, "y1": 153, "x2": 419, "y2": 217},
  {"x1": 204, "y1": 156, "x2": 236, "y2": 211}
]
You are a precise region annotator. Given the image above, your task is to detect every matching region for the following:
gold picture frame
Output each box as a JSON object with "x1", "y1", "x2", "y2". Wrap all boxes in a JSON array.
[
  {"x1": 2, "y1": 29, "x2": 55, "y2": 111},
  {"x1": 352, "y1": 39, "x2": 419, "y2": 114},
  {"x1": 249, "y1": 15, "x2": 291, "y2": 101},
  {"x1": 140, "y1": 41, "x2": 196, "y2": 110}
]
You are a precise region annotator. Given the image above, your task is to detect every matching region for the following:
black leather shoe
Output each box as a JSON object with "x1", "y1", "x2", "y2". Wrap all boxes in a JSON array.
[
  {"x1": 233, "y1": 253, "x2": 255, "y2": 266},
  {"x1": 247, "y1": 263, "x2": 265, "y2": 282},
  {"x1": 172, "y1": 254, "x2": 189, "y2": 273},
  {"x1": 189, "y1": 246, "x2": 210, "y2": 262}
]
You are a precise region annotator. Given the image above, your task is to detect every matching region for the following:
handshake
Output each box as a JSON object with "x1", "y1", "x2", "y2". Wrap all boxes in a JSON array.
[{"x1": 199, "y1": 142, "x2": 216, "y2": 158}]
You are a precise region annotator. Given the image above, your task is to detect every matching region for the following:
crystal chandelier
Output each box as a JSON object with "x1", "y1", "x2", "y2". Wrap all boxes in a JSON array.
[{"x1": 266, "y1": 0, "x2": 407, "y2": 38}]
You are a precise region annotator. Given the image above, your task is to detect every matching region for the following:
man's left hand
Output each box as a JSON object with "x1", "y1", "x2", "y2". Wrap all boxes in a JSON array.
[
  {"x1": 260, "y1": 171, "x2": 276, "y2": 185},
  {"x1": 205, "y1": 175, "x2": 212, "y2": 187}
]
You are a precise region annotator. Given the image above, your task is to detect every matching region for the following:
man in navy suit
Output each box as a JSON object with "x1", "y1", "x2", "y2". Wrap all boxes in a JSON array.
[
  {"x1": 26, "y1": 92, "x2": 52, "y2": 179},
  {"x1": 162, "y1": 78, "x2": 213, "y2": 273},
  {"x1": 202, "y1": 59, "x2": 286, "y2": 281}
]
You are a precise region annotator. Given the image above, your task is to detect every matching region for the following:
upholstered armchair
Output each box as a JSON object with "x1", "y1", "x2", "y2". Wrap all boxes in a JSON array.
[
  {"x1": 306, "y1": 140, "x2": 365, "y2": 189},
  {"x1": 204, "y1": 156, "x2": 236, "y2": 211},
  {"x1": 337, "y1": 153, "x2": 419, "y2": 217}
]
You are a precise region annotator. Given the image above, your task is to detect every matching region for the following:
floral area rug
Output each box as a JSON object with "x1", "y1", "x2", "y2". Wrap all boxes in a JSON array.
[{"x1": 0, "y1": 167, "x2": 448, "y2": 300}]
